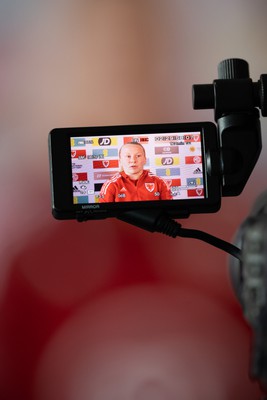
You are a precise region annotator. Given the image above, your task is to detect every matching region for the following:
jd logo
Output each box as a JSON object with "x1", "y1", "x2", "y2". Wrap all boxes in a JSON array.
[
  {"x1": 162, "y1": 157, "x2": 173, "y2": 165},
  {"x1": 98, "y1": 137, "x2": 111, "y2": 146}
]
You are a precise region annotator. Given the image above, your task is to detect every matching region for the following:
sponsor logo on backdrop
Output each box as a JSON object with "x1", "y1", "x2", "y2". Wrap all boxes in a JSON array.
[
  {"x1": 94, "y1": 171, "x2": 117, "y2": 180},
  {"x1": 155, "y1": 157, "x2": 179, "y2": 166},
  {"x1": 155, "y1": 135, "x2": 178, "y2": 142},
  {"x1": 186, "y1": 177, "x2": 203, "y2": 186},
  {"x1": 73, "y1": 185, "x2": 88, "y2": 195},
  {"x1": 123, "y1": 136, "x2": 149, "y2": 144},
  {"x1": 93, "y1": 160, "x2": 119, "y2": 169},
  {"x1": 156, "y1": 167, "x2": 180, "y2": 177},
  {"x1": 70, "y1": 138, "x2": 86, "y2": 147},
  {"x1": 187, "y1": 188, "x2": 204, "y2": 197},
  {"x1": 162, "y1": 157, "x2": 174, "y2": 166},
  {"x1": 155, "y1": 146, "x2": 179, "y2": 155},
  {"x1": 164, "y1": 178, "x2": 181, "y2": 188},
  {"x1": 72, "y1": 172, "x2": 88, "y2": 182},
  {"x1": 94, "y1": 183, "x2": 104, "y2": 192},
  {"x1": 185, "y1": 155, "x2": 202, "y2": 164},
  {"x1": 92, "y1": 148, "x2": 118, "y2": 157},
  {"x1": 183, "y1": 134, "x2": 201, "y2": 142},
  {"x1": 72, "y1": 162, "x2": 83, "y2": 170},
  {"x1": 73, "y1": 195, "x2": 89, "y2": 204},
  {"x1": 92, "y1": 137, "x2": 118, "y2": 146},
  {"x1": 71, "y1": 149, "x2": 86, "y2": 159},
  {"x1": 98, "y1": 137, "x2": 111, "y2": 146}
]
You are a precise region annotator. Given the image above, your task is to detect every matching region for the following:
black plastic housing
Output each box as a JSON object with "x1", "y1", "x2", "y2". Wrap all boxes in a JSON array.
[{"x1": 49, "y1": 122, "x2": 221, "y2": 221}]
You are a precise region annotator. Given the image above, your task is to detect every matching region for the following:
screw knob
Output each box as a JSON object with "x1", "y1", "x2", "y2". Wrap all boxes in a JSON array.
[{"x1": 218, "y1": 58, "x2": 250, "y2": 80}]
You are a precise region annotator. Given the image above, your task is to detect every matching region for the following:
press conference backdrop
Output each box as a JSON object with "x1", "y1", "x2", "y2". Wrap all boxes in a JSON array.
[{"x1": 71, "y1": 131, "x2": 203, "y2": 204}]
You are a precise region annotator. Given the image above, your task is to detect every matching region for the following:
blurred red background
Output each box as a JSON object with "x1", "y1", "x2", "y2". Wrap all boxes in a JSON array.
[{"x1": 0, "y1": 1, "x2": 267, "y2": 399}]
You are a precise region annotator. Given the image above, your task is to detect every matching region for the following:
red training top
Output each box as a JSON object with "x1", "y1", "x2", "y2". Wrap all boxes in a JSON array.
[{"x1": 99, "y1": 170, "x2": 172, "y2": 202}]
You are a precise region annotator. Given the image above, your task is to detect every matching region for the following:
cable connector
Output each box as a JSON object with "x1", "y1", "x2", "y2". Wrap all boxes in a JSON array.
[{"x1": 117, "y1": 209, "x2": 181, "y2": 238}]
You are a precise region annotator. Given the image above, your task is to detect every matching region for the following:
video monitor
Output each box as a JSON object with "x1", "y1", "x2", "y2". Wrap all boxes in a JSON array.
[{"x1": 49, "y1": 122, "x2": 221, "y2": 220}]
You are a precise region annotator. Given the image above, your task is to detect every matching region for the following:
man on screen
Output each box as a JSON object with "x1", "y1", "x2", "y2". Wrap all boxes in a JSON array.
[{"x1": 99, "y1": 142, "x2": 173, "y2": 202}]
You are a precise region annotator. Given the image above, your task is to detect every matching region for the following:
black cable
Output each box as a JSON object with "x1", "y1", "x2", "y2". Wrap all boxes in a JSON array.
[
  {"x1": 153, "y1": 214, "x2": 242, "y2": 261},
  {"x1": 118, "y1": 210, "x2": 242, "y2": 261},
  {"x1": 178, "y1": 226, "x2": 242, "y2": 261}
]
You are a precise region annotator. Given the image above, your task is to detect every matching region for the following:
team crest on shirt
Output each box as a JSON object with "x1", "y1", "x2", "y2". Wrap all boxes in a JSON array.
[{"x1": 145, "y1": 183, "x2": 155, "y2": 192}]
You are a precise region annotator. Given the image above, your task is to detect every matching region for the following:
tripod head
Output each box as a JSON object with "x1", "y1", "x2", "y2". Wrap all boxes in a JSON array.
[
  {"x1": 192, "y1": 58, "x2": 267, "y2": 397},
  {"x1": 193, "y1": 58, "x2": 267, "y2": 196},
  {"x1": 193, "y1": 58, "x2": 267, "y2": 118}
]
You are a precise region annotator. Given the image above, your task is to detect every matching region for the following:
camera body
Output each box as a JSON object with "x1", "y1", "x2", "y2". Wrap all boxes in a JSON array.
[
  {"x1": 49, "y1": 121, "x2": 222, "y2": 221},
  {"x1": 229, "y1": 190, "x2": 267, "y2": 393}
]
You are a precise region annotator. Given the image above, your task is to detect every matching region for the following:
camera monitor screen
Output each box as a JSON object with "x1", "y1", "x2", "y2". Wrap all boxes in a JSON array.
[{"x1": 49, "y1": 122, "x2": 221, "y2": 220}]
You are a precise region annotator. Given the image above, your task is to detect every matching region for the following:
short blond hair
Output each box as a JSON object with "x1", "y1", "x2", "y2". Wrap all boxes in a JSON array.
[{"x1": 119, "y1": 142, "x2": 146, "y2": 157}]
